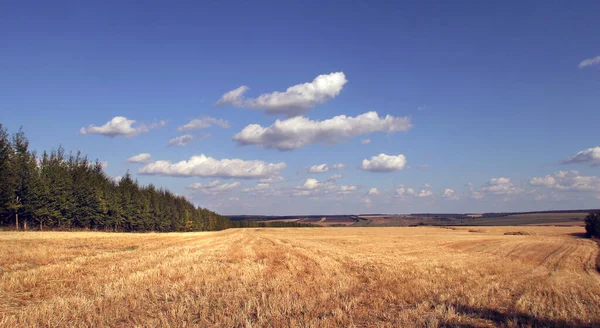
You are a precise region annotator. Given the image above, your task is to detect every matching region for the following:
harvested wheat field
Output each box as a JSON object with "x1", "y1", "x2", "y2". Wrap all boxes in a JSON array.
[{"x1": 1, "y1": 227, "x2": 599, "y2": 327}]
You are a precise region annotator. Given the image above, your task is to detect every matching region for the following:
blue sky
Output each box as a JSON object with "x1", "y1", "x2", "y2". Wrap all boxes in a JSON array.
[{"x1": 1, "y1": 1, "x2": 599, "y2": 215}]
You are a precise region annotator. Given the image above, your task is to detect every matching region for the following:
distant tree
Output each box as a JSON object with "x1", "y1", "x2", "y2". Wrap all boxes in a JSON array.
[{"x1": 585, "y1": 212, "x2": 600, "y2": 239}]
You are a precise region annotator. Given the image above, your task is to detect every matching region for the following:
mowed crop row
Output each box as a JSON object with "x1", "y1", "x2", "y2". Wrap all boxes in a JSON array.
[{"x1": 1, "y1": 227, "x2": 599, "y2": 327}]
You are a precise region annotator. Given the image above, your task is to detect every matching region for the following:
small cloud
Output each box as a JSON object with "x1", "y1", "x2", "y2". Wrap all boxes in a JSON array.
[
  {"x1": 138, "y1": 154, "x2": 286, "y2": 179},
  {"x1": 368, "y1": 188, "x2": 380, "y2": 195},
  {"x1": 361, "y1": 139, "x2": 371, "y2": 144},
  {"x1": 360, "y1": 153, "x2": 407, "y2": 172},
  {"x1": 168, "y1": 134, "x2": 195, "y2": 147},
  {"x1": 562, "y1": 146, "x2": 600, "y2": 166},
  {"x1": 126, "y1": 153, "x2": 152, "y2": 164},
  {"x1": 327, "y1": 174, "x2": 343, "y2": 182},
  {"x1": 442, "y1": 188, "x2": 459, "y2": 200},
  {"x1": 309, "y1": 164, "x2": 329, "y2": 173},
  {"x1": 578, "y1": 56, "x2": 600, "y2": 69},
  {"x1": 233, "y1": 111, "x2": 412, "y2": 151},
  {"x1": 186, "y1": 180, "x2": 240, "y2": 195},
  {"x1": 217, "y1": 72, "x2": 348, "y2": 117},
  {"x1": 332, "y1": 163, "x2": 346, "y2": 170},
  {"x1": 178, "y1": 117, "x2": 230, "y2": 131},
  {"x1": 79, "y1": 117, "x2": 165, "y2": 138}
]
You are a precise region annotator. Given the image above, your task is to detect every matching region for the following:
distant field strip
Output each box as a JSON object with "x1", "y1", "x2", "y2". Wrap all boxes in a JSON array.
[{"x1": 1, "y1": 227, "x2": 599, "y2": 327}]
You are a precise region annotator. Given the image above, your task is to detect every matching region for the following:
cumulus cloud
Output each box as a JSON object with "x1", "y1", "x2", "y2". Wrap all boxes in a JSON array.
[
  {"x1": 360, "y1": 153, "x2": 407, "y2": 172},
  {"x1": 126, "y1": 153, "x2": 152, "y2": 164},
  {"x1": 292, "y1": 178, "x2": 336, "y2": 196},
  {"x1": 79, "y1": 116, "x2": 165, "y2": 138},
  {"x1": 338, "y1": 185, "x2": 357, "y2": 195},
  {"x1": 177, "y1": 117, "x2": 230, "y2": 131},
  {"x1": 233, "y1": 111, "x2": 412, "y2": 151},
  {"x1": 562, "y1": 146, "x2": 600, "y2": 166},
  {"x1": 361, "y1": 139, "x2": 371, "y2": 144},
  {"x1": 217, "y1": 72, "x2": 348, "y2": 117},
  {"x1": 168, "y1": 134, "x2": 195, "y2": 147},
  {"x1": 186, "y1": 180, "x2": 240, "y2": 195},
  {"x1": 138, "y1": 154, "x2": 286, "y2": 179},
  {"x1": 530, "y1": 170, "x2": 600, "y2": 192},
  {"x1": 327, "y1": 174, "x2": 344, "y2": 182},
  {"x1": 442, "y1": 188, "x2": 459, "y2": 200},
  {"x1": 578, "y1": 56, "x2": 600, "y2": 69},
  {"x1": 361, "y1": 197, "x2": 372, "y2": 206},
  {"x1": 368, "y1": 188, "x2": 380, "y2": 195},
  {"x1": 417, "y1": 189, "x2": 433, "y2": 197},
  {"x1": 309, "y1": 163, "x2": 345, "y2": 173},
  {"x1": 309, "y1": 164, "x2": 329, "y2": 173},
  {"x1": 396, "y1": 185, "x2": 416, "y2": 198},
  {"x1": 243, "y1": 183, "x2": 272, "y2": 194},
  {"x1": 479, "y1": 177, "x2": 522, "y2": 196}
]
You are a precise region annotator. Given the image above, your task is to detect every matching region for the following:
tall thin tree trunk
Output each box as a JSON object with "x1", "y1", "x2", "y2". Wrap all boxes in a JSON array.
[
  {"x1": 24, "y1": 220, "x2": 27, "y2": 231},
  {"x1": 40, "y1": 220, "x2": 43, "y2": 231},
  {"x1": 15, "y1": 213, "x2": 18, "y2": 231}
]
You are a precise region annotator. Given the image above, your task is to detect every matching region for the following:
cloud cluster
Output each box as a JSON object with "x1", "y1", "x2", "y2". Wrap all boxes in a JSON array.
[
  {"x1": 168, "y1": 134, "x2": 195, "y2": 147},
  {"x1": 327, "y1": 174, "x2": 343, "y2": 181},
  {"x1": 309, "y1": 163, "x2": 346, "y2": 173},
  {"x1": 442, "y1": 188, "x2": 459, "y2": 200},
  {"x1": 138, "y1": 154, "x2": 286, "y2": 179},
  {"x1": 80, "y1": 116, "x2": 165, "y2": 138},
  {"x1": 126, "y1": 153, "x2": 152, "y2": 164},
  {"x1": 178, "y1": 117, "x2": 230, "y2": 131},
  {"x1": 186, "y1": 180, "x2": 240, "y2": 195},
  {"x1": 530, "y1": 170, "x2": 600, "y2": 192},
  {"x1": 562, "y1": 146, "x2": 600, "y2": 166},
  {"x1": 579, "y1": 56, "x2": 600, "y2": 69},
  {"x1": 479, "y1": 177, "x2": 522, "y2": 196},
  {"x1": 233, "y1": 111, "x2": 411, "y2": 151},
  {"x1": 368, "y1": 188, "x2": 380, "y2": 195},
  {"x1": 396, "y1": 184, "x2": 432, "y2": 199},
  {"x1": 217, "y1": 72, "x2": 348, "y2": 117},
  {"x1": 360, "y1": 153, "x2": 407, "y2": 172}
]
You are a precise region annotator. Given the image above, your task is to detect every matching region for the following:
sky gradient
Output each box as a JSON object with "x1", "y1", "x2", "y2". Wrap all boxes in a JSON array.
[{"x1": 1, "y1": 1, "x2": 599, "y2": 215}]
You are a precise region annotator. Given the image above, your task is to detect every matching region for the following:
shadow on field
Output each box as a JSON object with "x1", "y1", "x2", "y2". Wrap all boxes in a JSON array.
[
  {"x1": 441, "y1": 304, "x2": 599, "y2": 328},
  {"x1": 568, "y1": 232, "x2": 589, "y2": 239}
]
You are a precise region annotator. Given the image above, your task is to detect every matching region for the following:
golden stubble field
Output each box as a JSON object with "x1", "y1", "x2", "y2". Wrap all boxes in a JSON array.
[{"x1": 1, "y1": 226, "x2": 599, "y2": 327}]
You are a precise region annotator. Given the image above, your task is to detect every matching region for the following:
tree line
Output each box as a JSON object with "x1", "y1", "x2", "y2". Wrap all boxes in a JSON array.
[{"x1": 0, "y1": 125, "x2": 313, "y2": 232}]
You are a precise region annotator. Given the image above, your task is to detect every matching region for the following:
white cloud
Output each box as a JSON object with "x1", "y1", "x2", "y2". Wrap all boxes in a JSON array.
[
  {"x1": 562, "y1": 146, "x2": 600, "y2": 166},
  {"x1": 243, "y1": 183, "x2": 271, "y2": 193},
  {"x1": 442, "y1": 189, "x2": 459, "y2": 200},
  {"x1": 309, "y1": 163, "x2": 345, "y2": 173},
  {"x1": 361, "y1": 197, "x2": 372, "y2": 206},
  {"x1": 233, "y1": 111, "x2": 412, "y2": 151},
  {"x1": 578, "y1": 56, "x2": 600, "y2": 69},
  {"x1": 396, "y1": 185, "x2": 416, "y2": 199},
  {"x1": 309, "y1": 164, "x2": 329, "y2": 173},
  {"x1": 79, "y1": 116, "x2": 165, "y2": 138},
  {"x1": 292, "y1": 178, "x2": 335, "y2": 196},
  {"x1": 338, "y1": 185, "x2": 357, "y2": 195},
  {"x1": 113, "y1": 176, "x2": 123, "y2": 183},
  {"x1": 217, "y1": 72, "x2": 348, "y2": 117},
  {"x1": 138, "y1": 154, "x2": 286, "y2": 179},
  {"x1": 417, "y1": 189, "x2": 433, "y2": 198},
  {"x1": 368, "y1": 188, "x2": 380, "y2": 195},
  {"x1": 530, "y1": 170, "x2": 600, "y2": 192},
  {"x1": 259, "y1": 176, "x2": 285, "y2": 183},
  {"x1": 177, "y1": 117, "x2": 230, "y2": 131},
  {"x1": 186, "y1": 180, "x2": 240, "y2": 195},
  {"x1": 360, "y1": 153, "x2": 407, "y2": 172},
  {"x1": 361, "y1": 139, "x2": 371, "y2": 144},
  {"x1": 126, "y1": 153, "x2": 152, "y2": 164},
  {"x1": 327, "y1": 174, "x2": 344, "y2": 182},
  {"x1": 479, "y1": 177, "x2": 522, "y2": 196},
  {"x1": 168, "y1": 134, "x2": 195, "y2": 147}
]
